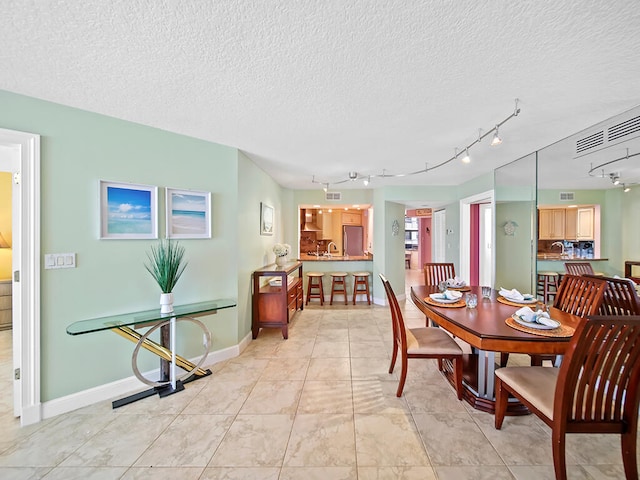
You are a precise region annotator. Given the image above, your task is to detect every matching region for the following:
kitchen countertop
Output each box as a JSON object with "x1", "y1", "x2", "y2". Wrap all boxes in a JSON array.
[
  {"x1": 536, "y1": 256, "x2": 608, "y2": 262},
  {"x1": 299, "y1": 254, "x2": 373, "y2": 262}
]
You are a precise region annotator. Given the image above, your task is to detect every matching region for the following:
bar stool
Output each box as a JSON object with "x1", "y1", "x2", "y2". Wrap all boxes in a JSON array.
[
  {"x1": 306, "y1": 272, "x2": 325, "y2": 305},
  {"x1": 352, "y1": 271, "x2": 371, "y2": 305},
  {"x1": 330, "y1": 272, "x2": 348, "y2": 305},
  {"x1": 537, "y1": 271, "x2": 559, "y2": 304}
]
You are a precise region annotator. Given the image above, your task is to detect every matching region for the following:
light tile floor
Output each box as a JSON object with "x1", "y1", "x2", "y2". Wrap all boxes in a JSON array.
[{"x1": 0, "y1": 270, "x2": 634, "y2": 479}]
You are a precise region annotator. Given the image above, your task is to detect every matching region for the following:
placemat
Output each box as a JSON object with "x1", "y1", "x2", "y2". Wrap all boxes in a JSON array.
[
  {"x1": 505, "y1": 316, "x2": 575, "y2": 337},
  {"x1": 497, "y1": 296, "x2": 540, "y2": 307},
  {"x1": 424, "y1": 297, "x2": 466, "y2": 308},
  {"x1": 447, "y1": 286, "x2": 471, "y2": 292}
]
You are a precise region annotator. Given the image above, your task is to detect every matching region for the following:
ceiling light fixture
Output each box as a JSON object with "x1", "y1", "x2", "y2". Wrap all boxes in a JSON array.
[
  {"x1": 311, "y1": 98, "x2": 521, "y2": 189},
  {"x1": 490, "y1": 125, "x2": 502, "y2": 146},
  {"x1": 611, "y1": 174, "x2": 620, "y2": 185},
  {"x1": 623, "y1": 184, "x2": 631, "y2": 193},
  {"x1": 589, "y1": 149, "x2": 640, "y2": 185},
  {"x1": 461, "y1": 148, "x2": 471, "y2": 164},
  {"x1": 363, "y1": 176, "x2": 370, "y2": 186}
]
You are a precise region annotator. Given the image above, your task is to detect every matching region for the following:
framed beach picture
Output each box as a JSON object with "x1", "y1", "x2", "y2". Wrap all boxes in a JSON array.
[
  {"x1": 100, "y1": 181, "x2": 158, "y2": 239},
  {"x1": 166, "y1": 188, "x2": 211, "y2": 239},
  {"x1": 260, "y1": 202, "x2": 274, "y2": 236}
]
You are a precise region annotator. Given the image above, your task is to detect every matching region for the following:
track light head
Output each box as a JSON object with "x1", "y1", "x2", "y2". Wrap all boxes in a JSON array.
[
  {"x1": 348, "y1": 171, "x2": 358, "y2": 181},
  {"x1": 610, "y1": 173, "x2": 620, "y2": 185},
  {"x1": 461, "y1": 148, "x2": 471, "y2": 164},
  {"x1": 623, "y1": 184, "x2": 631, "y2": 193},
  {"x1": 363, "y1": 176, "x2": 370, "y2": 186},
  {"x1": 491, "y1": 125, "x2": 502, "y2": 146},
  {"x1": 323, "y1": 183, "x2": 328, "y2": 192}
]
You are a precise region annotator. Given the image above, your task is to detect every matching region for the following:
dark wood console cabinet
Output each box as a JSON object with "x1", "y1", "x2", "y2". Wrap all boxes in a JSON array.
[{"x1": 252, "y1": 260, "x2": 303, "y2": 339}]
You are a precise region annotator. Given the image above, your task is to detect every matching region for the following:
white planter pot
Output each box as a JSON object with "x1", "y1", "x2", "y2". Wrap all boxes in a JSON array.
[
  {"x1": 276, "y1": 256, "x2": 287, "y2": 267},
  {"x1": 160, "y1": 292, "x2": 174, "y2": 314}
]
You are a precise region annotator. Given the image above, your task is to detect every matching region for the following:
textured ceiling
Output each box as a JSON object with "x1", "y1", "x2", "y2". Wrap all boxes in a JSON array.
[{"x1": 1, "y1": 1, "x2": 640, "y2": 193}]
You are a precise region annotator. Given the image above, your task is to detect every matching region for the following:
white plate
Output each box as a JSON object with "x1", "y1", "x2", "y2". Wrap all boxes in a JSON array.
[
  {"x1": 429, "y1": 294, "x2": 461, "y2": 304},
  {"x1": 512, "y1": 314, "x2": 560, "y2": 330},
  {"x1": 502, "y1": 296, "x2": 538, "y2": 304}
]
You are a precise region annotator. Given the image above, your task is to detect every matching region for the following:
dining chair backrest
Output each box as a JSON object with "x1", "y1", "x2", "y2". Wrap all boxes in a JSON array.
[
  {"x1": 564, "y1": 262, "x2": 595, "y2": 276},
  {"x1": 379, "y1": 273, "x2": 407, "y2": 350},
  {"x1": 423, "y1": 262, "x2": 455, "y2": 286},
  {"x1": 555, "y1": 314, "x2": 640, "y2": 437},
  {"x1": 585, "y1": 274, "x2": 640, "y2": 316},
  {"x1": 552, "y1": 274, "x2": 607, "y2": 317}
]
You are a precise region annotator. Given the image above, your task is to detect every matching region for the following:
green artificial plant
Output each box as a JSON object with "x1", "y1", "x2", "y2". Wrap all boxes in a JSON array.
[{"x1": 144, "y1": 239, "x2": 188, "y2": 293}]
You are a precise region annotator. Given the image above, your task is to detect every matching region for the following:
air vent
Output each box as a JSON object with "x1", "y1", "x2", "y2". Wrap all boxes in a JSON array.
[
  {"x1": 325, "y1": 191, "x2": 341, "y2": 201},
  {"x1": 608, "y1": 115, "x2": 640, "y2": 142},
  {"x1": 576, "y1": 131, "x2": 604, "y2": 154},
  {"x1": 559, "y1": 192, "x2": 575, "y2": 201}
]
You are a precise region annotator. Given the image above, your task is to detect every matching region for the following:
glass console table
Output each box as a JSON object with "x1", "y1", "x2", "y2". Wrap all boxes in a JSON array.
[{"x1": 67, "y1": 299, "x2": 236, "y2": 408}]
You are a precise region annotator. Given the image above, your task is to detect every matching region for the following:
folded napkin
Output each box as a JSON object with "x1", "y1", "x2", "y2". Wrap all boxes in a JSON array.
[
  {"x1": 499, "y1": 287, "x2": 533, "y2": 301},
  {"x1": 430, "y1": 290, "x2": 463, "y2": 301},
  {"x1": 515, "y1": 306, "x2": 556, "y2": 327},
  {"x1": 446, "y1": 276, "x2": 466, "y2": 288}
]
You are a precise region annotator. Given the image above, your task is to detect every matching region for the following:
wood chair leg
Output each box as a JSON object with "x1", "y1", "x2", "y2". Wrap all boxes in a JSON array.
[
  {"x1": 552, "y1": 429, "x2": 568, "y2": 480},
  {"x1": 494, "y1": 377, "x2": 508, "y2": 430},
  {"x1": 396, "y1": 355, "x2": 408, "y2": 397},
  {"x1": 621, "y1": 430, "x2": 639, "y2": 480},
  {"x1": 389, "y1": 343, "x2": 398, "y2": 374},
  {"x1": 500, "y1": 352, "x2": 509, "y2": 367}
]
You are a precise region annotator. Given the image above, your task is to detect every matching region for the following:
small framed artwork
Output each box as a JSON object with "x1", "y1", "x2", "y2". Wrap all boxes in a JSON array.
[
  {"x1": 166, "y1": 188, "x2": 212, "y2": 239},
  {"x1": 260, "y1": 202, "x2": 274, "y2": 236},
  {"x1": 100, "y1": 181, "x2": 158, "y2": 239}
]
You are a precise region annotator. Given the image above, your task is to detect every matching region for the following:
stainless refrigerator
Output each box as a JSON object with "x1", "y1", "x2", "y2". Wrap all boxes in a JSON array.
[{"x1": 343, "y1": 225, "x2": 364, "y2": 256}]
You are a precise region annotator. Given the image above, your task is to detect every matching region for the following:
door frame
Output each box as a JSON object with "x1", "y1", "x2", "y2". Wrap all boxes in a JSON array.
[
  {"x1": 0, "y1": 128, "x2": 41, "y2": 425},
  {"x1": 460, "y1": 190, "x2": 494, "y2": 286}
]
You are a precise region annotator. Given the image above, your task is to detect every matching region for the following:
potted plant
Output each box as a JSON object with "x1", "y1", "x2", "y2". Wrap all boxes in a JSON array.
[
  {"x1": 273, "y1": 243, "x2": 291, "y2": 267},
  {"x1": 145, "y1": 239, "x2": 188, "y2": 313}
]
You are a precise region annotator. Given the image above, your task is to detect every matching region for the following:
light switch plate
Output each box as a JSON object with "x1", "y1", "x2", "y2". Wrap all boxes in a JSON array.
[{"x1": 44, "y1": 253, "x2": 76, "y2": 269}]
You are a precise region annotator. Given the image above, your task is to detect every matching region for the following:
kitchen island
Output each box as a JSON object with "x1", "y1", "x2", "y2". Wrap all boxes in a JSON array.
[{"x1": 299, "y1": 253, "x2": 374, "y2": 303}]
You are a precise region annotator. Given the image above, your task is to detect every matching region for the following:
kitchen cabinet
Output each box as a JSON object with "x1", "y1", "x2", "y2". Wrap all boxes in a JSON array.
[
  {"x1": 538, "y1": 209, "x2": 565, "y2": 240},
  {"x1": 0, "y1": 280, "x2": 11, "y2": 330},
  {"x1": 342, "y1": 211, "x2": 362, "y2": 225},
  {"x1": 575, "y1": 207, "x2": 594, "y2": 240},
  {"x1": 252, "y1": 261, "x2": 303, "y2": 339},
  {"x1": 550, "y1": 207, "x2": 594, "y2": 241},
  {"x1": 318, "y1": 211, "x2": 333, "y2": 239}
]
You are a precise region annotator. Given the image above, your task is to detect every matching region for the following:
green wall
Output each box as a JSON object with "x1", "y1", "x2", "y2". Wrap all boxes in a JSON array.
[{"x1": 0, "y1": 90, "x2": 242, "y2": 401}]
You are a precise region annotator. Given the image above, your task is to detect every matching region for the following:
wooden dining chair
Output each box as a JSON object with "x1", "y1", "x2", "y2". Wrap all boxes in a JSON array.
[
  {"x1": 564, "y1": 262, "x2": 595, "y2": 276},
  {"x1": 527, "y1": 274, "x2": 607, "y2": 367},
  {"x1": 495, "y1": 315, "x2": 640, "y2": 480},
  {"x1": 379, "y1": 274, "x2": 463, "y2": 399},
  {"x1": 423, "y1": 262, "x2": 456, "y2": 286},
  {"x1": 585, "y1": 274, "x2": 640, "y2": 316}
]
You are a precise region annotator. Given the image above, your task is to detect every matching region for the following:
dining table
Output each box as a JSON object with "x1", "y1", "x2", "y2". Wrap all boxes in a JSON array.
[{"x1": 410, "y1": 285, "x2": 581, "y2": 415}]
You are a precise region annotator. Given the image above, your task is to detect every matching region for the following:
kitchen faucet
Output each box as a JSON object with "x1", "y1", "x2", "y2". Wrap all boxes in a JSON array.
[
  {"x1": 327, "y1": 241, "x2": 338, "y2": 256},
  {"x1": 550, "y1": 241, "x2": 566, "y2": 257}
]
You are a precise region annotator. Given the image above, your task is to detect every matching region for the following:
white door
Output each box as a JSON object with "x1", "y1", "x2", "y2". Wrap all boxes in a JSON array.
[
  {"x1": 0, "y1": 128, "x2": 41, "y2": 425},
  {"x1": 479, "y1": 203, "x2": 492, "y2": 286},
  {"x1": 433, "y1": 210, "x2": 446, "y2": 262},
  {"x1": 0, "y1": 145, "x2": 20, "y2": 415}
]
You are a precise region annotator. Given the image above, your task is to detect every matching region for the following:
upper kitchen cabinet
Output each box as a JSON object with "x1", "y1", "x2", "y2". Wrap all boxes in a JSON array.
[
  {"x1": 565, "y1": 207, "x2": 594, "y2": 240},
  {"x1": 317, "y1": 210, "x2": 333, "y2": 239},
  {"x1": 538, "y1": 208, "x2": 565, "y2": 240},
  {"x1": 342, "y1": 211, "x2": 362, "y2": 225}
]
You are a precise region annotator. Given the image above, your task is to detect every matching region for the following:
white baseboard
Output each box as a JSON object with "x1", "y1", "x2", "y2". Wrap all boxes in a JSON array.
[{"x1": 41, "y1": 341, "x2": 246, "y2": 420}]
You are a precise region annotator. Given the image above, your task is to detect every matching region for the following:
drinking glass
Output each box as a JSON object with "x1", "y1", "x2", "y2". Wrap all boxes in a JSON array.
[
  {"x1": 438, "y1": 281, "x2": 448, "y2": 293},
  {"x1": 481, "y1": 286, "x2": 491, "y2": 298},
  {"x1": 465, "y1": 293, "x2": 478, "y2": 308}
]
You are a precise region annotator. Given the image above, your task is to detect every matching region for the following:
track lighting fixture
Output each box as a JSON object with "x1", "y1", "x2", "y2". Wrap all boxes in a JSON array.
[
  {"x1": 490, "y1": 125, "x2": 502, "y2": 146},
  {"x1": 610, "y1": 174, "x2": 620, "y2": 185},
  {"x1": 323, "y1": 183, "x2": 328, "y2": 192},
  {"x1": 311, "y1": 99, "x2": 521, "y2": 189},
  {"x1": 623, "y1": 184, "x2": 631, "y2": 193},
  {"x1": 461, "y1": 148, "x2": 471, "y2": 164}
]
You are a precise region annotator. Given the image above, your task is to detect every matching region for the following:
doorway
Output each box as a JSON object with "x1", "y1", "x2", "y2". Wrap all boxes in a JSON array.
[
  {"x1": 0, "y1": 128, "x2": 41, "y2": 425},
  {"x1": 460, "y1": 190, "x2": 494, "y2": 286}
]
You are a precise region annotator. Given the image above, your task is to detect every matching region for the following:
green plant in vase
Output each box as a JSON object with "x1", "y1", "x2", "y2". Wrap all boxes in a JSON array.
[{"x1": 145, "y1": 239, "x2": 188, "y2": 313}]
